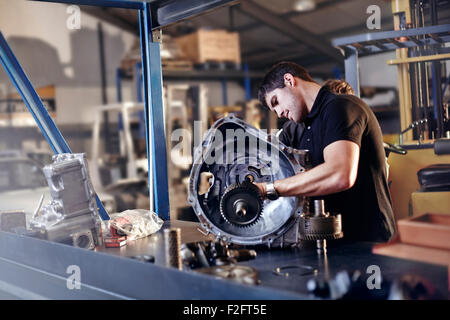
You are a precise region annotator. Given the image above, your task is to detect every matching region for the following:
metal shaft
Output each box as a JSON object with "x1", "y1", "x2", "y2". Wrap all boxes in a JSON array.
[
  {"x1": 314, "y1": 199, "x2": 326, "y2": 217},
  {"x1": 234, "y1": 200, "x2": 247, "y2": 217},
  {"x1": 314, "y1": 199, "x2": 327, "y2": 254},
  {"x1": 316, "y1": 239, "x2": 327, "y2": 255}
]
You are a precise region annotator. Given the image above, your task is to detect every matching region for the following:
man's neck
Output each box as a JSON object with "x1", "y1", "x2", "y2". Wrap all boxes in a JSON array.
[{"x1": 299, "y1": 82, "x2": 322, "y2": 113}]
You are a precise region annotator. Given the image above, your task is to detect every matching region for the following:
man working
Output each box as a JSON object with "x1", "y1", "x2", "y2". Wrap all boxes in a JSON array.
[{"x1": 255, "y1": 61, "x2": 396, "y2": 242}]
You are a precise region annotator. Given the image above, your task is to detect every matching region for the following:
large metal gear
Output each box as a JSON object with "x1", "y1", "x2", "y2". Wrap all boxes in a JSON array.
[
  {"x1": 299, "y1": 215, "x2": 344, "y2": 240},
  {"x1": 219, "y1": 182, "x2": 263, "y2": 227}
]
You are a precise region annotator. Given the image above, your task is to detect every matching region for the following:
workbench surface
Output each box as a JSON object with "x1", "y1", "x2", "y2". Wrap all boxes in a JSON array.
[
  {"x1": 0, "y1": 220, "x2": 447, "y2": 299},
  {"x1": 98, "y1": 220, "x2": 448, "y2": 299}
]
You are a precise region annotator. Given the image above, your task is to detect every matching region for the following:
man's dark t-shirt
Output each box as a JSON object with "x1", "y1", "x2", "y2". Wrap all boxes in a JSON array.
[{"x1": 279, "y1": 86, "x2": 396, "y2": 242}]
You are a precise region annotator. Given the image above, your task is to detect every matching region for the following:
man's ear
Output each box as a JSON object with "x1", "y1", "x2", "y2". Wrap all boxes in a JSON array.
[{"x1": 283, "y1": 73, "x2": 296, "y2": 87}]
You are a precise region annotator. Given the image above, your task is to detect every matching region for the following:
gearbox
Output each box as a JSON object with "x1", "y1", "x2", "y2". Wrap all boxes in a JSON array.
[{"x1": 188, "y1": 115, "x2": 311, "y2": 247}]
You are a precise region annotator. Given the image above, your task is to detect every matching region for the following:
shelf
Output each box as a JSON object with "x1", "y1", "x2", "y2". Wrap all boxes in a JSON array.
[
  {"x1": 332, "y1": 24, "x2": 450, "y2": 56},
  {"x1": 162, "y1": 69, "x2": 265, "y2": 81}
]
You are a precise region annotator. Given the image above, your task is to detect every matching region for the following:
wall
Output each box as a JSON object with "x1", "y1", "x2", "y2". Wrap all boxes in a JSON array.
[{"x1": 0, "y1": 0, "x2": 137, "y2": 126}]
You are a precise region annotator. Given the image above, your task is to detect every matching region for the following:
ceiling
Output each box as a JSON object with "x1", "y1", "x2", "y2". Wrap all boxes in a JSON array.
[{"x1": 81, "y1": 0, "x2": 450, "y2": 77}]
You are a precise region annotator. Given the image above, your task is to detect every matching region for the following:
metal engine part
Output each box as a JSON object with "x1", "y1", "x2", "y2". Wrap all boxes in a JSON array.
[
  {"x1": 188, "y1": 114, "x2": 310, "y2": 246},
  {"x1": 299, "y1": 199, "x2": 343, "y2": 253},
  {"x1": 181, "y1": 240, "x2": 257, "y2": 269},
  {"x1": 29, "y1": 153, "x2": 102, "y2": 250},
  {"x1": 220, "y1": 181, "x2": 264, "y2": 227}
]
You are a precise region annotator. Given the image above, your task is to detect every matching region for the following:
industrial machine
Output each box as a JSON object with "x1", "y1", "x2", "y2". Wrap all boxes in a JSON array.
[{"x1": 188, "y1": 114, "x2": 343, "y2": 250}]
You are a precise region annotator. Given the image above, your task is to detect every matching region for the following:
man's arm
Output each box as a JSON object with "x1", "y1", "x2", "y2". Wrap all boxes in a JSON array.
[{"x1": 257, "y1": 140, "x2": 360, "y2": 197}]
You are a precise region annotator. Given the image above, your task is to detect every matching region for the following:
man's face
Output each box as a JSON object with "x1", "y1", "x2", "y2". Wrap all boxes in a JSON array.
[{"x1": 265, "y1": 85, "x2": 306, "y2": 123}]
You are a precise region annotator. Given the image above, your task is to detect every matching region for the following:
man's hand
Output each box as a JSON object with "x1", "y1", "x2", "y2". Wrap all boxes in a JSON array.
[{"x1": 253, "y1": 182, "x2": 267, "y2": 199}]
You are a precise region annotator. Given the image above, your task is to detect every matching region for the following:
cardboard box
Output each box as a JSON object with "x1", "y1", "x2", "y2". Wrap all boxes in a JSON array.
[
  {"x1": 397, "y1": 213, "x2": 450, "y2": 250},
  {"x1": 175, "y1": 29, "x2": 241, "y2": 64}
]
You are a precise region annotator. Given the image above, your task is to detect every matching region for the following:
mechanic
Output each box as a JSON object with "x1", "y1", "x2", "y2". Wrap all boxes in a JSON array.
[{"x1": 255, "y1": 61, "x2": 396, "y2": 242}]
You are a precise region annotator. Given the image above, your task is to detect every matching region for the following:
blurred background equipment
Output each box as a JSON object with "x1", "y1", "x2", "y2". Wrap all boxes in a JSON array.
[{"x1": 29, "y1": 153, "x2": 103, "y2": 250}]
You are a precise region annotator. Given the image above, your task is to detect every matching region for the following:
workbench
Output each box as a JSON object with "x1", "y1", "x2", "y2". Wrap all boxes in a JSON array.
[{"x1": 0, "y1": 220, "x2": 447, "y2": 299}]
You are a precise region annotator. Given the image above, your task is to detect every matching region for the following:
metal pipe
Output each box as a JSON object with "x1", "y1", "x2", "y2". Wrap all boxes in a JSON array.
[
  {"x1": 98, "y1": 23, "x2": 112, "y2": 153},
  {"x1": 139, "y1": 4, "x2": 170, "y2": 219},
  {"x1": 116, "y1": 68, "x2": 122, "y2": 102},
  {"x1": 314, "y1": 199, "x2": 327, "y2": 254}
]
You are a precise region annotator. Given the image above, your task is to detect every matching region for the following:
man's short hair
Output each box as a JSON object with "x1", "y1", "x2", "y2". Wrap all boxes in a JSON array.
[{"x1": 258, "y1": 61, "x2": 315, "y2": 109}]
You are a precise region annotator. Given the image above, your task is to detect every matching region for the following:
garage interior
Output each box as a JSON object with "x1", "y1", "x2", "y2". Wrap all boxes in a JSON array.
[{"x1": 0, "y1": 0, "x2": 449, "y2": 300}]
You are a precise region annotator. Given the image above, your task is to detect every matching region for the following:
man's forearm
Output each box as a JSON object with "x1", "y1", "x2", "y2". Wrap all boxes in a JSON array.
[{"x1": 274, "y1": 162, "x2": 351, "y2": 197}]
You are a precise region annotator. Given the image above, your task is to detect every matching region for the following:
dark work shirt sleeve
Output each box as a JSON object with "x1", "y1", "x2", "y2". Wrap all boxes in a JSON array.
[{"x1": 322, "y1": 97, "x2": 367, "y2": 148}]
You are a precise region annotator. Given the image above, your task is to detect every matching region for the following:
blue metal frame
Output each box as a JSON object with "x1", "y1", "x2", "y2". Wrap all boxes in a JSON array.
[
  {"x1": 243, "y1": 63, "x2": 251, "y2": 101},
  {"x1": 221, "y1": 79, "x2": 228, "y2": 105},
  {"x1": 0, "y1": 32, "x2": 110, "y2": 220},
  {"x1": 136, "y1": 62, "x2": 143, "y2": 103},
  {"x1": 33, "y1": 0, "x2": 237, "y2": 29},
  {"x1": 116, "y1": 68, "x2": 122, "y2": 102},
  {"x1": 135, "y1": 62, "x2": 146, "y2": 140},
  {"x1": 332, "y1": 24, "x2": 450, "y2": 98},
  {"x1": 343, "y1": 47, "x2": 360, "y2": 97},
  {"x1": 33, "y1": 0, "x2": 144, "y2": 9},
  {"x1": 139, "y1": 3, "x2": 170, "y2": 219},
  {"x1": 332, "y1": 24, "x2": 450, "y2": 54}
]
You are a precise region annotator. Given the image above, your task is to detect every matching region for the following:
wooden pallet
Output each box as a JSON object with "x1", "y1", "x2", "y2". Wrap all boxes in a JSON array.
[
  {"x1": 161, "y1": 60, "x2": 193, "y2": 71},
  {"x1": 194, "y1": 60, "x2": 241, "y2": 71}
]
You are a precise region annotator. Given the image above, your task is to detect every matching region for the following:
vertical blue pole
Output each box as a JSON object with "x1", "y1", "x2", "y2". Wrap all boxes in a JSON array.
[
  {"x1": 221, "y1": 79, "x2": 228, "y2": 105},
  {"x1": 344, "y1": 47, "x2": 360, "y2": 97},
  {"x1": 136, "y1": 62, "x2": 143, "y2": 102},
  {"x1": 431, "y1": 62, "x2": 443, "y2": 138},
  {"x1": 139, "y1": 4, "x2": 170, "y2": 219},
  {"x1": 136, "y1": 62, "x2": 146, "y2": 139},
  {"x1": 116, "y1": 68, "x2": 122, "y2": 102},
  {"x1": 116, "y1": 68, "x2": 123, "y2": 131},
  {"x1": 244, "y1": 63, "x2": 251, "y2": 101},
  {"x1": 332, "y1": 65, "x2": 342, "y2": 80},
  {"x1": 0, "y1": 31, "x2": 109, "y2": 220}
]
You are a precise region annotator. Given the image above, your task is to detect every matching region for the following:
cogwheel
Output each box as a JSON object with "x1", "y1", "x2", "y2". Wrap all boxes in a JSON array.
[
  {"x1": 300, "y1": 233, "x2": 344, "y2": 241},
  {"x1": 299, "y1": 215, "x2": 344, "y2": 240},
  {"x1": 219, "y1": 181, "x2": 264, "y2": 228}
]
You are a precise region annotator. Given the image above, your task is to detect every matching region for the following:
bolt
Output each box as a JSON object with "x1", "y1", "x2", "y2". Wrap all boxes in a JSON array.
[{"x1": 164, "y1": 228, "x2": 182, "y2": 270}]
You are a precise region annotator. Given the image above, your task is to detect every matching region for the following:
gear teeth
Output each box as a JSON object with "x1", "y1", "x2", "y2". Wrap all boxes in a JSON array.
[
  {"x1": 220, "y1": 182, "x2": 264, "y2": 228},
  {"x1": 299, "y1": 215, "x2": 344, "y2": 240}
]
